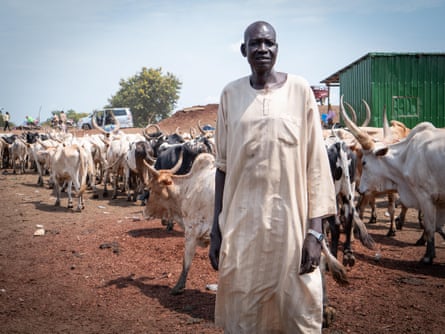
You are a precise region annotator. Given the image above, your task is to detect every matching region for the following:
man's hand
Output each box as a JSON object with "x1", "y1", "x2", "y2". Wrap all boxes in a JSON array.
[
  {"x1": 209, "y1": 227, "x2": 221, "y2": 271},
  {"x1": 299, "y1": 233, "x2": 322, "y2": 275}
]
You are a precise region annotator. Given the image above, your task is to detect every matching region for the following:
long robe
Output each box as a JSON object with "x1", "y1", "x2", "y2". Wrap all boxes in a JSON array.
[{"x1": 214, "y1": 74, "x2": 337, "y2": 333}]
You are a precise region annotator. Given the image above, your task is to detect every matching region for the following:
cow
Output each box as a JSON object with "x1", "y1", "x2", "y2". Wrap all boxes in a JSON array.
[
  {"x1": 340, "y1": 97, "x2": 445, "y2": 264},
  {"x1": 124, "y1": 140, "x2": 155, "y2": 202},
  {"x1": 324, "y1": 133, "x2": 375, "y2": 266},
  {"x1": 142, "y1": 152, "x2": 348, "y2": 296},
  {"x1": 50, "y1": 144, "x2": 92, "y2": 211}
]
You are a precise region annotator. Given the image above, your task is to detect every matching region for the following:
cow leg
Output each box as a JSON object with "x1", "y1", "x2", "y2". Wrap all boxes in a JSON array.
[
  {"x1": 171, "y1": 233, "x2": 198, "y2": 295},
  {"x1": 386, "y1": 193, "x2": 397, "y2": 237},
  {"x1": 327, "y1": 215, "x2": 339, "y2": 258},
  {"x1": 420, "y1": 207, "x2": 436, "y2": 264},
  {"x1": 342, "y1": 202, "x2": 355, "y2": 267},
  {"x1": 54, "y1": 181, "x2": 61, "y2": 207},
  {"x1": 67, "y1": 181, "x2": 74, "y2": 209},
  {"x1": 358, "y1": 193, "x2": 377, "y2": 224},
  {"x1": 102, "y1": 170, "x2": 109, "y2": 197},
  {"x1": 395, "y1": 205, "x2": 408, "y2": 230}
]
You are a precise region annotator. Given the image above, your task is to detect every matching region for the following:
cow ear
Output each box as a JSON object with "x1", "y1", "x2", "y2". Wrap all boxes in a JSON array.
[{"x1": 374, "y1": 146, "x2": 389, "y2": 156}]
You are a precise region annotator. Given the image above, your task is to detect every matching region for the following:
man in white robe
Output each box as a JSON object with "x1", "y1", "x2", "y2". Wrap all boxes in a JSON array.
[{"x1": 209, "y1": 21, "x2": 337, "y2": 333}]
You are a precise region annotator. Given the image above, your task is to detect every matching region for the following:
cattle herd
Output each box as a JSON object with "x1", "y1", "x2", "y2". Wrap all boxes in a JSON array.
[{"x1": 0, "y1": 98, "x2": 444, "y2": 328}]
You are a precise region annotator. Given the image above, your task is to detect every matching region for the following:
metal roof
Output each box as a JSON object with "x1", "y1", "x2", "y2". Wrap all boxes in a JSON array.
[{"x1": 321, "y1": 52, "x2": 445, "y2": 85}]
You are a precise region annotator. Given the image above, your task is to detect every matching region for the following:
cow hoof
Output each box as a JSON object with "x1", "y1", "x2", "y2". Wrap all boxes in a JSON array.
[
  {"x1": 103, "y1": 192, "x2": 108, "y2": 198},
  {"x1": 420, "y1": 257, "x2": 433, "y2": 265},
  {"x1": 415, "y1": 238, "x2": 426, "y2": 246},
  {"x1": 323, "y1": 305, "x2": 336, "y2": 328},
  {"x1": 368, "y1": 217, "x2": 377, "y2": 224},
  {"x1": 395, "y1": 217, "x2": 404, "y2": 230},
  {"x1": 55, "y1": 201, "x2": 60, "y2": 207},
  {"x1": 386, "y1": 230, "x2": 396, "y2": 237},
  {"x1": 343, "y1": 251, "x2": 355, "y2": 267},
  {"x1": 92, "y1": 193, "x2": 99, "y2": 199}
]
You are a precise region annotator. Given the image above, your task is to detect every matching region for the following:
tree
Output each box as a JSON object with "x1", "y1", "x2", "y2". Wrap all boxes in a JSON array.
[{"x1": 108, "y1": 67, "x2": 182, "y2": 127}]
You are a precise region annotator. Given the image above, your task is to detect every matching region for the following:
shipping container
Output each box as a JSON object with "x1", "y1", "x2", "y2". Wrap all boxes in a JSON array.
[{"x1": 322, "y1": 53, "x2": 445, "y2": 128}]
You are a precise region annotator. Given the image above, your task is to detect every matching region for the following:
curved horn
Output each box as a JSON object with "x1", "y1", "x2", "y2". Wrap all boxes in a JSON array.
[
  {"x1": 361, "y1": 99, "x2": 371, "y2": 127},
  {"x1": 168, "y1": 149, "x2": 183, "y2": 175},
  {"x1": 382, "y1": 105, "x2": 393, "y2": 142},
  {"x1": 111, "y1": 112, "x2": 120, "y2": 134},
  {"x1": 92, "y1": 114, "x2": 108, "y2": 135},
  {"x1": 143, "y1": 159, "x2": 160, "y2": 178},
  {"x1": 175, "y1": 126, "x2": 181, "y2": 134},
  {"x1": 190, "y1": 126, "x2": 196, "y2": 139},
  {"x1": 340, "y1": 96, "x2": 375, "y2": 150},
  {"x1": 197, "y1": 120, "x2": 206, "y2": 135},
  {"x1": 343, "y1": 101, "x2": 358, "y2": 125},
  {"x1": 143, "y1": 124, "x2": 162, "y2": 139}
]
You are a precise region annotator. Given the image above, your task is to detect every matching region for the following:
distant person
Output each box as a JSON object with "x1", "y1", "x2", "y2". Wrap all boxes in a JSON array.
[
  {"x1": 25, "y1": 115, "x2": 35, "y2": 126},
  {"x1": 52, "y1": 114, "x2": 59, "y2": 128},
  {"x1": 326, "y1": 104, "x2": 335, "y2": 127},
  {"x1": 3, "y1": 111, "x2": 11, "y2": 131},
  {"x1": 59, "y1": 111, "x2": 67, "y2": 132}
]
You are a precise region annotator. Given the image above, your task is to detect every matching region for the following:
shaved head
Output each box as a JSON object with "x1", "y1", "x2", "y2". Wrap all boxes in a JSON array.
[{"x1": 244, "y1": 21, "x2": 276, "y2": 43}]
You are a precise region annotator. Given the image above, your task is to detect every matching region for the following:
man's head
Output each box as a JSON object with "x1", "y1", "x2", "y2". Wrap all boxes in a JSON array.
[{"x1": 241, "y1": 21, "x2": 278, "y2": 75}]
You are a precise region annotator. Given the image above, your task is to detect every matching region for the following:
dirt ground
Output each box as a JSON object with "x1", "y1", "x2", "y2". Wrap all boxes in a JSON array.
[{"x1": 1, "y1": 104, "x2": 444, "y2": 334}]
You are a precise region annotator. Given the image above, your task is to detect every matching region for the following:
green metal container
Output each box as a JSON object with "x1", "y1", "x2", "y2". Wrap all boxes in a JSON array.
[{"x1": 322, "y1": 53, "x2": 445, "y2": 128}]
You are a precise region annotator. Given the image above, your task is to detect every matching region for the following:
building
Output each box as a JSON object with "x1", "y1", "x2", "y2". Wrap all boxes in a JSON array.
[{"x1": 321, "y1": 53, "x2": 445, "y2": 128}]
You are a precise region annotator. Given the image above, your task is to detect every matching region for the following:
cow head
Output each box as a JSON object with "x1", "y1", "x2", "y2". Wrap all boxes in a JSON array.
[
  {"x1": 340, "y1": 95, "x2": 395, "y2": 195},
  {"x1": 142, "y1": 151, "x2": 183, "y2": 219}
]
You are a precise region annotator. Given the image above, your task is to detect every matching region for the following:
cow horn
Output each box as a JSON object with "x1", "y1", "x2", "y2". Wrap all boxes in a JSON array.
[
  {"x1": 382, "y1": 105, "x2": 393, "y2": 143},
  {"x1": 197, "y1": 120, "x2": 206, "y2": 135},
  {"x1": 361, "y1": 99, "x2": 372, "y2": 127},
  {"x1": 343, "y1": 101, "x2": 358, "y2": 125},
  {"x1": 169, "y1": 149, "x2": 183, "y2": 175},
  {"x1": 92, "y1": 114, "x2": 108, "y2": 135},
  {"x1": 340, "y1": 95, "x2": 375, "y2": 150},
  {"x1": 190, "y1": 126, "x2": 196, "y2": 139},
  {"x1": 111, "y1": 112, "x2": 120, "y2": 134},
  {"x1": 143, "y1": 159, "x2": 160, "y2": 177}
]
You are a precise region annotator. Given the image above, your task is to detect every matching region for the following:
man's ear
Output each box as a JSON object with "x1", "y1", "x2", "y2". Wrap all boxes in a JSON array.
[{"x1": 240, "y1": 43, "x2": 247, "y2": 57}]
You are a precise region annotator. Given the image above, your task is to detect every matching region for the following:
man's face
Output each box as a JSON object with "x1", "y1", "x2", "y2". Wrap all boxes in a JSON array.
[{"x1": 242, "y1": 23, "x2": 278, "y2": 74}]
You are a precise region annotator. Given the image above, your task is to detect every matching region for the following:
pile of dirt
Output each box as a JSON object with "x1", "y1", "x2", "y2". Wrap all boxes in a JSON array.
[{"x1": 157, "y1": 104, "x2": 218, "y2": 134}]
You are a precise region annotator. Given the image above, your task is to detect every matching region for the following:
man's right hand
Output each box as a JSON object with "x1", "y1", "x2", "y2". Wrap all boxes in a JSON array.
[{"x1": 209, "y1": 227, "x2": 221, "y2": 271}]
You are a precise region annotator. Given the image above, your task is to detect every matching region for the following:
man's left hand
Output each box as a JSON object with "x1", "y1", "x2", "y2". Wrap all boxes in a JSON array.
[{"x1": 299, "y1": 234, "x2": 322, "y2": 275}]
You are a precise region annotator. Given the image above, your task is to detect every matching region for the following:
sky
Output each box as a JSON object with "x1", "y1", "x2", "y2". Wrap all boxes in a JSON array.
[{"x1": 1, "y1": 0, "x2": 445, "y2": 124}]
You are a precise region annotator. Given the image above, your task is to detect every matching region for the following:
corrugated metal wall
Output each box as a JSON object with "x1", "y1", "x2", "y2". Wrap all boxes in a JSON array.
[{"x1": 339, "y1": 54, "x2": 445, "y2": 128}]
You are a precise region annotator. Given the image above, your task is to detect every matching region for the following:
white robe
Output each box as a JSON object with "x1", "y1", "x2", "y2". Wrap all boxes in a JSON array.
[{"x1": 214, "y1": 74, "x2": 337, "y2": 334}]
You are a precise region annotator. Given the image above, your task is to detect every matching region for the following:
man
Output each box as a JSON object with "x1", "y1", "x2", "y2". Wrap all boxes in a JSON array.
[
  {"x1": 59, "y1": 111, "x2": 67, "y2": 132},
  {"x1": 209, "y1": 21, "x2": 336, "y2": 333},
  {"x1": 3, "y1": 111, "x2": 11, "y2": 131}
]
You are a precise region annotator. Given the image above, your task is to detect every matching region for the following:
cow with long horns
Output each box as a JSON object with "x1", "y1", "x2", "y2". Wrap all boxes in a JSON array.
[{"x1": 339, "y1": 95, "x2": 445, "y2": 264}]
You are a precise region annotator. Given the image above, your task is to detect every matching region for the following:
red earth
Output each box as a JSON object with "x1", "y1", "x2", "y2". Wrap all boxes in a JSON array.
[{"x1": 0, "y1": 104, "x2": 444, "y2": 334}]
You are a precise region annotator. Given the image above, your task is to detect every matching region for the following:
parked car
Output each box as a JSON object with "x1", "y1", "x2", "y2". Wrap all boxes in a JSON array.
[{"x1": 77, "y1": 108, "x2": 134, "y2": 130}]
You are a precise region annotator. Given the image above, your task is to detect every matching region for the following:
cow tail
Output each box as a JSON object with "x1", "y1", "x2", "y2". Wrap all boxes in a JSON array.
[
  {"x1": 321, "y1": 239, "x2": 349, "y2": 286},
  {"x1": 353, "y1": 210, "x2": 375, "y2": 249},
  {"x1": 76, "y1": 146, "x2": 87, "y2": 197}
]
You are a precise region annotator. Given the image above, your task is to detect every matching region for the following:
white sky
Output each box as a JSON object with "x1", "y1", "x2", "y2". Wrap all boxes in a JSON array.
[{"x1": 1, "y1": 0, "x2": 444, "y2": 124}]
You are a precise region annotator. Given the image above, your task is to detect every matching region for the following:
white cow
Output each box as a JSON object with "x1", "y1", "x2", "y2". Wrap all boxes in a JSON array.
[
  {"x1": 50, "y1": 144, "x2": 91, "y2": 211},
  {"x1": 340, "y1": 102, "x2": 445, "y2": 264}
]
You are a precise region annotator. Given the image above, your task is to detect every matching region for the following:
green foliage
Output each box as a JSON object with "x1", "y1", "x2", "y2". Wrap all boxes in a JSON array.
[{"x1": 107, "y1": 67, "x2": 182, "y2": 127}]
